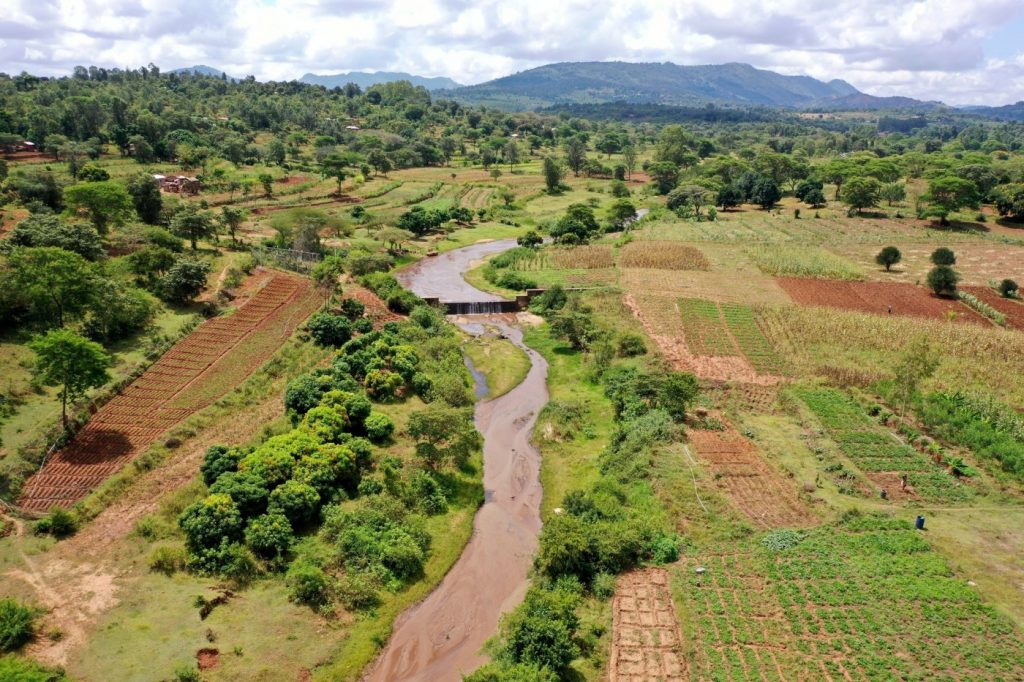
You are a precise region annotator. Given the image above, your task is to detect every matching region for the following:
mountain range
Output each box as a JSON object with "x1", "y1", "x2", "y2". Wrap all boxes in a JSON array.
[{"x1": 298, "y1": 71, "x2": 462, "y2": 91}]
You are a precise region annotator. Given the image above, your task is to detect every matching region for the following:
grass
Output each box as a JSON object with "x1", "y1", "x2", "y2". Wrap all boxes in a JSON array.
[
  {"x1": 746, "y1": 244, "x2": 864, "y2": 280},
  {"x1": 462, "y1": 333, "x2": 530, "y2": 399}
]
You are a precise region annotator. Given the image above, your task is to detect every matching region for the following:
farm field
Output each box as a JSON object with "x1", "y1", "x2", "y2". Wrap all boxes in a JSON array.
[
  {"x1": 16, "y1": 270, "x2": 323, "y2": 511},
  {"x1": 962, "y1": 285, "x2": 1024, "y2": 329}
]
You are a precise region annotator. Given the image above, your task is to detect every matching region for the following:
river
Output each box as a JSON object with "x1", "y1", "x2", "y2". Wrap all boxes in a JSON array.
[{"x1": 363, "y1": 240, "x2": 548, "y2": 682}]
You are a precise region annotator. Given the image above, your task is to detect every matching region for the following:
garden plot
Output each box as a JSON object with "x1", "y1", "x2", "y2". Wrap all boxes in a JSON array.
[
  {"x1": 795, "y1": 387, "x2": 980, "y2": 503},
  {"x1": 962, "y1": 286, "x2": 1024, "y2": 329},
  {"x1": 619, "y1": 241, "x2": 710, "y2": 270},
  {"x1": 621, "y1": 269, "x2": 791, "y2": 305},
  {"x1": 843, "y1": 242, "x2": 1024, "y2": 286},
  {"x1": 17, "y1": 272, "x2": 324, "y2": 511},
  {"x1": 688, "y1": 425, "x2": 816, "y2": 528},
  {"x1": 778, "y1": 277, "x2": 987, "y2": 325},
  {"x1": 610, "y1": 568, "x2": 686, "y2": 682},
  {"x1": 678, "y1": 516, "x2": 1024, "y2": 681}
]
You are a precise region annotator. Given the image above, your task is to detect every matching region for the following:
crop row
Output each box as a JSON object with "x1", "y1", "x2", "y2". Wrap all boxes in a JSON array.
[
  {"x1": 678, "y1": 298, "x2": 737, "y2": 356},
  {"x1": 719, "y1": 303, "x2": 786, "y2": 375}
]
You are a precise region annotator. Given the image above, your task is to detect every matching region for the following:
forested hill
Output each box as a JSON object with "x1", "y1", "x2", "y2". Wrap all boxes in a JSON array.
[
  {"x1": 300, "y1": 71, "x2": 462, "y2": 91},
  {"x1": 444, "y1": 61, "x2": 930, "y2": 111}
]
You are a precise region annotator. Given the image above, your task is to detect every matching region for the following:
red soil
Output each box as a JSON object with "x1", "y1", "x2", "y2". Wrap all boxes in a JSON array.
[
  {"x1": 962, "y1": 286, "x2": 1024, "y2": 330},
  {"x1": 610, "y1": 568, "x2": 686, "y2": 682},
  {"x1": 17, "y1": 271, "x2": 324, "y2": 511},
  {"x1": 277, "y1": 175, "x2": 311, "y2": 186},
  {"x1": 777, "y1": 277, "x2": 987, "y2": 325}
]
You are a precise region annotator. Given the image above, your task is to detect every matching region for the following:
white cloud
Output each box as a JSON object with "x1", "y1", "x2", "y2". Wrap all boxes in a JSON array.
[{"x1": 0, "y1": 0, "x2": 1022, "y2": 105}]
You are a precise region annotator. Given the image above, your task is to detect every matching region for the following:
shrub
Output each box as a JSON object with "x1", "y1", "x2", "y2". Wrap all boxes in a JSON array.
[
  {"x1": 302, "y1": 404, "x2": 350, "y2": 443},
  {"x1": 999, "y1": 278, "x2": 1019, "y2": 298},
  {"x1": 364, "y1": 369, "x2": 403, "y2": 401},
  {"x1": 209, "y1": 470, "x2": 269, "y2": 519},
  {"x1": 284, "y1": 373, "x2": 333, "y2": 418},
  {"x1": 287, "y1": 561, "x2": 332, "y2": 607},
  {"x1": 364, "y1": 412, "x2": 395, "y2": 443},
  {"x1": 159, "y1": 258, "x2": 211, "y2": 303},
  {"x1": 875, "y1": 246, "x2": 902, "y2": 271},
  {"x1": 926, "y1": 265, "x2": 960, "y2": 297},
  {"x1": 149, "y1": 546, "x2": 188, "y2": 575},
  {"x1": 307, "y1": 312, "x2": 353, "y2": 347},
  {"x1": 347, "y1": 252, "x2": 393, "y2": 276},
  {"x1": 0, "y1": 654, "x2": 68, "y2": 681},
  {"x1": 650, "y1": 533, "x2": 681, "y2": 563},
  {"x1": 339, "y1": 297, "x2": 366, "y2": 320},
  {"x1": 174, "y1": 666, "x2": 200, "y2": 682},
  {"x1": 244, "y1": 512, "x2": 294, "y2": 557},
  {"x1": 0, "y1": 599, "x2": 36, "y2": 652},
  {"x1": 200, "y1": 445, "x2": 243, "y2": 486},
  {"x1": 353, "y1": 317, "x2": 374, "y2": 333},
  {"x1": 178, "y1": 494, "x2": 244, "y2": 552},
  {"x1": 592, "y1": 572, "x2": 616, "y2": 599},
  {"x1": 616, "y1": 333, "x2": 646, "y2": 357},
  {"x1": 930, "y1": 247, "x2": 956, "y2": 266},
  {"x1": 34, "y1": 508, "x2": 77, "y2": 538},
  {"x1": 268, "y1": 480, "x2": 320, "y2": 526},
  {"x1": 336, "y1": 573, "x2": 380, "y2": 611}
]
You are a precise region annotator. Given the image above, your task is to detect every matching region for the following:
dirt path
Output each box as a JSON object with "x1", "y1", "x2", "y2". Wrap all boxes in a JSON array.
[
  {"x1": 2, "y1": 394, "x2": 286, "y2": 667},
  {"x1": 363, "y1": 244, "x2": 548, "y2": 681}
]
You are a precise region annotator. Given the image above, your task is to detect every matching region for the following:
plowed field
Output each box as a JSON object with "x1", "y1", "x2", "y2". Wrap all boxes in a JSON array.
[
  {"x1": 688, "y1": 425, "x2": 816, "y2": 528},
  {"x1": 18, "y1": 272, "x2": 324, "y2": 511},
  {"x1": 610, "y1": 568, "x2": 686, "y2": 682},
  {"x1": 962, "y1": 286, "x2": 1024, "y2": 329},
  {"x1": 777, "y1": 277, "x2": 986, "y2": 325}
]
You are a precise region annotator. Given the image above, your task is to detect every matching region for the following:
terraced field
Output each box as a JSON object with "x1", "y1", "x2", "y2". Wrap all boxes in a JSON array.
[{"x1": 17, "y1": 271, "x2": 324, "y2": 511}]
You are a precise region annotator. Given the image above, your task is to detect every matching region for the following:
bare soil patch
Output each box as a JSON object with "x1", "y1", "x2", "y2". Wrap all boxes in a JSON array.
[
  {"x1": 777, "y1": 277, "x2": 986, "y2": 325},
  {"x1": 610, "y1": 568, "x2": 686, "y2": 682},
  {"x1": 197, "y1": 648, "x2": 220, "y2": 671},
  {"x1": 688, "y1": 424, "x2": 817, "y2": 528},
  {"x1": 17, "y1": 271, "x2": 323, "y2": 511}
]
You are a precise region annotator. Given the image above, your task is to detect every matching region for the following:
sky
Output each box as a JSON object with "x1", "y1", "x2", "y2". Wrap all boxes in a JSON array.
[{"x1": 2, "y1": 0, "x2": 1024, "y2": 106}]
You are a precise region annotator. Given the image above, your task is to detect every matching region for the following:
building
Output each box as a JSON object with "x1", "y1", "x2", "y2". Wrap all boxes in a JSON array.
[{"x1": 153, "y1": 174, "x2": 200, "y2": 195}]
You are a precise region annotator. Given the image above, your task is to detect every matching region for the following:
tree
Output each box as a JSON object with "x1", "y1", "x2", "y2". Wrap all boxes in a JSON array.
[
  {"x1": 875, "y1": 246, "x2": 902, "y2": 272},
  {"x1": 1, "y1": 247, "x2": 97, "y2": 326},
  {"x1": 505, "y1": 140, "x2": 520, "y2": 171},
  {"x1": 716, "y1": 184, "x2": 744, "y2": 210},
  {"x1": 29, "y1": 328, "x2": 111, "y2": 428},
  {"x1": 9, "y1": 213, "x2": 104, "y2": 260},
  {"x1": 930, "y1": 247, "x2": 956, "y2": 266},
  {"x1": 367, "y1": 149, "x2": 392, "y2": 176},
  {"x1": 375, "y1": 227, "x2": 414, "y2": 253},
  {"x1": 880, "y1": 182, "x2": 907, "y2": 206},
  {"x1": 542, "y1": 156, "x2": 564, "y2": 193},
  {"x1": 667, "y1": 185, "x2": 711, "y2": 218},
  {"x1": 518, "y1": 231, "x2": 543, "y2": 248},
  {"x1": 258, "y1": 173, "x2": 274, "y2": 197},
  {"x1": 926, "y1": 265, "x2": 960, "y2": 298},
  {"x1": 550, "y1": 204, "x2": 601, "y2": 244},
  {"x1": 125, "y1": 173, "x2": 163, "y2": 224},
  {"x1": 892, "y1": 336, "x2": 939, "y2": 417},
  {"x1": 822, "y1": 158, "x2": 855, "y2": 200},
  {"x1": 159, "y1": 257, "x2": 211, "y2": 302},
  {"x1": 622, "y1": 145, "x2": 638, "y2": 179},
  {"x1": 840, "y1": 176, "x2": 882, "y2": 213},
  {"x1": 655, "y1": 125, "x2": 695, "y2": 166},
  {"x1": 171, "y1": 205, "x2": 216, "y2": 250},
  {"x1": 803, "y1": 188, "x2": 827, "y2": 208},
  {"x1": 607, "y1": 199, "x2": 637, "y2": 227},
  {"x1": 647, "y1": 161, "x2": 679, "y2": 195},
  {"x1": 999, "y1": 279, "x2": 1019, "y2": 298},
  {"x1": 564, "y1": 138, "x2": 587, "y2": 177},
  {"x1": 63, "y1": 181, "x2": 134, "y2": 235},
  {"x1": 220, "y1": 206, "x2": 245, "y2": 244},
  {"x1": 749, "y1": 177, "x2": 781, "y2": 210},
  {"x1": 77, "y1": 163, "x2": 109, "y2": 182},
  {"x1": 924, "y1": 176, "x2": 979, "y2": 226},
  {"x1": 321, "y1": 155, "x2": 348, "y2": 195}
]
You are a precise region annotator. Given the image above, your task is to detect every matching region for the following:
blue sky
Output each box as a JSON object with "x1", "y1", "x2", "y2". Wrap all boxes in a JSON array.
[{"x1": 1, "y1": 0, "x2": 1023, "y2": 105}]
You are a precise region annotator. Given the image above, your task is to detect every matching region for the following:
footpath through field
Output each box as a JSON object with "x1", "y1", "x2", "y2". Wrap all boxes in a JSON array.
[{"x1": 17, "y1": 270, "x2": 324, "y2": 511}]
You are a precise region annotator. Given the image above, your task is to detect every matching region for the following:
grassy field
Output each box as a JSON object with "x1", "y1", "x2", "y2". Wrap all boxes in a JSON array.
[{"x1": 462, "y1": 332, "x2": 531, "y2": 399}]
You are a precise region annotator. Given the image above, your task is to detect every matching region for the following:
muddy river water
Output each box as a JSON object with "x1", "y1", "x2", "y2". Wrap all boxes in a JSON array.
[{"x1": 363, "y1": 241, "x2": 548, "y2": 681}]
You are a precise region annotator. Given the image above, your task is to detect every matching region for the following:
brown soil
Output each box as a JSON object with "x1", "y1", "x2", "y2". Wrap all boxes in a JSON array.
[
  {"x1": 688, "y1": 424, "x2": 817, "y2": 528},
  {"x1": 610, "y1": 568, "x2": 686, "y2": 682},
  {"x1": 17, "y1": 271, "x2": 323, "y2": 511},
  {"x1": 3, "y1": 392, "x2": 287, "y2": 667},
  {"x1": 865, "y1": 471, "x2": 920, "y2": 503},
  {"x1": 197, "y1": 648, "x2": 220, "y2": 670},
  {"x1": 342, "y1": 283, "x2": 404, "y2": 324},
  {"x1": 777, "y1": 277, "x2": 987, "y2": 325},
  {"x1": 962, "y1": 286, "x2": 1024, "y2": 329},
  {"x1": 277, "y1": 175, "x2": 311, "y2": 186},
  {"x1": 362, "y1": 321, "x2": 548, "y2": 682}
]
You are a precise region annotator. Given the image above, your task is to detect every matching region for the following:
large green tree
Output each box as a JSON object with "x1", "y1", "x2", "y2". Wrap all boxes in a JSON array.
[
  {"x1": 841, "y1": 176, "x2": 882, "y2": 213},
  {"x1": 29, "y1": 328, "x2": 111, "y2": 428},
  {"x1": 1, "y1": 246, "x2": 97, "y2": 326},
  {"x1": 170, "y1": 205, "x2": 216, "y2": 250},
  {"x1": 924, "y1": 176, "x2": 979, "y2": 226},
  {"x1": 63, "y1": 181, "x2": 134, "y2": 235}
]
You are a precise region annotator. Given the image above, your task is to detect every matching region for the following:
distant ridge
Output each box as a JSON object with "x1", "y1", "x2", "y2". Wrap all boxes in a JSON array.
[
  {"x1": 168, "y1": 64, "x2": 240, "y2": 80},
  {"x1": 443, "y1": 61, "x2": 934, "y2": 111},
  {"x1": 300, "y1": 71, "x2": 462, "y2": 91}
]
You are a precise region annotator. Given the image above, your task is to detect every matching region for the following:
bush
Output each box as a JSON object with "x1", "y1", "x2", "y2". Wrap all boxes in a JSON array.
[
  {"x1": 650, "y1": 533, "x2": 681, "y2": 563},
  {"x1": 307, "y1": 312, "x2": 353, "y2": 347},
  {"x1": 34, "y1": 508, "x2": 77, "y2": 538},
  {"x1": 268, "y1": 480, "x2": 320, "y2": 526},
  {"x1": 926, "y1": 265, "x2": 960, "y2": 297},
  {"x1": 244, "y1": 512, "x2": 294, "y2": 557},
  {"x1": 174, "y1": 666, "x2": 200, "y2": 682},
  {"x1": 286, "y1": 561, "x2": 333, "y2": 607},
  {"x1": 353, "y1": 317, "x2": 374, "y2": 334},
  {"x1": 339, "y1": 298, "x2": 366, "y2": 320},
  {"x1": 364, "y1": 369, "x2": 404, "y2": 401},
  {"x1": 209, "y1": 470, "x2": 269, "y2": 519},
  {"x1": 364, "y1": 412, "x2": 395, "y2": 443},
  {"x1": 999, "y1": 278, "x2": 1019, "y2": 298},
  {"x1": 931, "y1": 247, "x2": 957, "y2": 266},
  {"x1": 336, "y1": 573, "x2": 380, "y2": 611},
  {"x1": 200, "y1": 445, "x2": 243, "y2": 486},
  {"x1": 615, "y1": 333, "x2": 646, "y2": 357},
  {"x1": 178, "y1": 494, "x2": 244, "y2": 552},
  {"x1": 149, "y1": 546, "x2": 188, "y2": 575},
  {"x1": 875, "y1": 245, "x2": 902, "y2": 271},
  {"x1": 347, "y1": 252, "x2": 393, "y2": 276},
  {"x1": 0, "y1": 654, "x2": 68, "y2": 682},
  {"x1": 592, "y1": 572, "x2": 616, "y2": 599},
  {"x1": 159, "y1": 258, "x2": 211, "y2": 303},
  {"x1": 0, "y1": 599, "x2": 36, "y2": 652}
]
